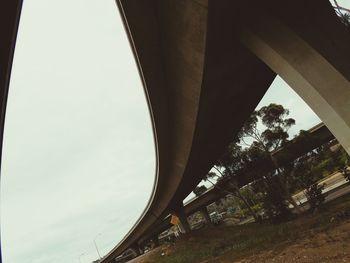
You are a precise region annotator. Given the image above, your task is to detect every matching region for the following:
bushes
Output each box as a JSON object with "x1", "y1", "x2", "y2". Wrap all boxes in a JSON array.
[
  {"x1": 262, "y1": 188, "x2": 291, "y2": 222},
  {"x1": 305, "y1": 183, "x2": 326, "y2": 212},
  {"x1": 340, "y1": 166, "x2": 350, "y2": 182},
  {"x1": 314, "y1": 159, "x2": 335, "y2": 176},
  {"x1": 252, "y1": 178, "x2": 291, "y2": 222}
]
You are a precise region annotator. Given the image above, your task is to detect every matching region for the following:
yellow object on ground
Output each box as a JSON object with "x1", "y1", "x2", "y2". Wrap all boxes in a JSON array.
[{"x1": 170, "y1": 215, "x2": 180, "y2": 225}]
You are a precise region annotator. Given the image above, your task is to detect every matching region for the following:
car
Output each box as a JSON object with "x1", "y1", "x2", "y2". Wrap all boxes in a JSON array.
[{"x1": 210, "y1": 211, "x2": 223, "y2": 224}]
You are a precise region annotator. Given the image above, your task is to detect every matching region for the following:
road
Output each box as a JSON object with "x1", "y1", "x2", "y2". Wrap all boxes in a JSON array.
[
  {"x1": 239, "y1": 173, "x2": 350, "y2": 225},
  {"x1": 293, "y1": 171, "x2": 349, "y2": 206}
]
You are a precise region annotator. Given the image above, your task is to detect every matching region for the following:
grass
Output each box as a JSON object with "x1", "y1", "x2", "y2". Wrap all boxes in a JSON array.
[
  {"x1": 149, "y1": 223, "x2": 296, "y2": 263},
  {"x1": 147, "y1": 217, "x2": 303, "y2": 263},
  {"x1": 143, "y1": 192, "x2": 350, "y2": 263}
]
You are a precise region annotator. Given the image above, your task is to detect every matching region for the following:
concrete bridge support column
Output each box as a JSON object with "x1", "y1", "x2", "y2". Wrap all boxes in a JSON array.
[
  {"x1": 175, "y1": 209, "x2": 191, "y2": 233},
  {"x1": 152, "y1": 235, "x2": 160, "y2": 247},
  {"x1": 228, "y1": 0, "x2": 350, "y2": 154},
  {"x1": 129, "y1": 244, "x2": 142, "y2": 257},
  {"x1": 199, "y1": 206, "x2": 212, "y2": 225}
]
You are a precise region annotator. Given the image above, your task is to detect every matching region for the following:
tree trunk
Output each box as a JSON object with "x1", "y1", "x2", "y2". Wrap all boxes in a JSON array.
[
  {"x1": 237, "y1": 192, "x2": 259, "y2": 222},
  {"x1": 230, "y1": 183, "x2": 259, "y2": 222},
  {"x1": 210, "y1": 167, "x2": 260, "y2": 221},
  {"x1": 270, "y1": 153, "x2": 303, "y2": 214},
  {"x1": 207, "y1": 177, "x2": 260, "y2": 221}
]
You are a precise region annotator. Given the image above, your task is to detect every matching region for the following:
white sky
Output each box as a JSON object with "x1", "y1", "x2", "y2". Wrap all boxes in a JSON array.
[
  {"x1": 1, "y1": 1, "x2": 155, "y2": 263},
  {"x1": 1, "y1": 0, "x2": 349, "y2": 263}
]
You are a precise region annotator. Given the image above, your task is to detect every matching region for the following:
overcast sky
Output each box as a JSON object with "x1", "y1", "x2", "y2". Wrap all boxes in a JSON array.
[
  {"x1": 1, "y1": 0, "x2": 348, "y2": 263},
  {"x1": 1, "y1": 1, "x2": 155, "y2": 262}
]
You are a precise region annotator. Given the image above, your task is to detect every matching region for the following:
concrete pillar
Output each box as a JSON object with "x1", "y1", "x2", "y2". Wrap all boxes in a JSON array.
[
  {"x1": 232, "y1": 0, "x2": 350, "y2": 155},
  {"x1": 129, "y1": 244, "x2": 142, "y2": 257},
  {"x1": 152, "y1": 235, "x2": 160, "y2": 247},
  {"x1": 174, "y1": 209, "x2": 191, "y2": 233},
  {"x1": 199, "y1": 206, "x2": 212, "y2": 225}
]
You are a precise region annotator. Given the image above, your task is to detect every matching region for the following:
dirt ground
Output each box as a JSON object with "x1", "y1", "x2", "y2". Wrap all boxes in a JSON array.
[
  {"x1": 131, "y1": 219, "x2": 350, "y2": 263},
  {"x1": 227, "y1": 221, "x2": 350, "y2": 263},
  {"x1": 129, "y1": 191, "x2": 350, "y2": 263}
]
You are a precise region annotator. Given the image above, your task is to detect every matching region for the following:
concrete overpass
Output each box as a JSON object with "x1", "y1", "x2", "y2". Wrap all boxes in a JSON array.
[
  {"x1": 135, "y1": 186, "x2": 223, "y2": 247},
  {"x1": 0, "y1": 1, "x2": 23, "y2": 260},
  {"x1": 272, "y1": 122, "x2": 336, "y2": 163},
  {"x1": 1, "y1": 0, "x2": 350, "y2": 262},
  {"x1": 99, "y1": 1, "x2": 350, "y2": 261},
  {"x1": 0, "y1": 1, "x2": 23, "y2": 165}
]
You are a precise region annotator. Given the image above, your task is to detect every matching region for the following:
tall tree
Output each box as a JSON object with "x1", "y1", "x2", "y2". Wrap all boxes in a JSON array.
[
  {"x1": 293, "y1": 152, "x2": 327, "y2": 212},
  {"x1": 204, "y1": 147, "x2": 260, "y2": 222},
  {"x1": 238, "y1": 103, "x2": 303, "y2": 214},
  {"x1": 332, "y1": 0, "x2": 350, "y2": 30}
]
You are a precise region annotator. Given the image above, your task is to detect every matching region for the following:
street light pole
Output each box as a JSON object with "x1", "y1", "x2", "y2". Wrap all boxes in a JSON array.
[
  {"x1": 93, "y1": 233, "x2": 102, "y2": 259},
  {"x1": 78, "y1": 253, "x2": 85, "y2": 263}
]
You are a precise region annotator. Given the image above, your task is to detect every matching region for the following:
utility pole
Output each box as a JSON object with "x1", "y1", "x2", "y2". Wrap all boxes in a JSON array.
[
  {"x1": 78, "y1": 253, "x2": 85, "y2": 263},
  {"x1": 93, "y1": 233, "x2": 102, "y2": 260}
]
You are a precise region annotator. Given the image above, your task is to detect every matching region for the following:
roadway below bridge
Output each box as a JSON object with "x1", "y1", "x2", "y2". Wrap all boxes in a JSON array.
[
  {"x1": 239, "y1": 172, "x2": 350, "y2": 225},
  {"x1": 296, "y1": 172, "x2": 349, "y2": 202}
]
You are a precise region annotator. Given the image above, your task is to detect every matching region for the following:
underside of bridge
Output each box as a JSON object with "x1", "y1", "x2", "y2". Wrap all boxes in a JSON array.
[
  {"x1": 101, "y1": 0, "x2": 350, "y2": 261},
  {"x1": 104, "y1": 0, "x2": 275, "y2": 260},
  {"x1": 0, "y1": 1, "x2": 23, "y2": 167}
]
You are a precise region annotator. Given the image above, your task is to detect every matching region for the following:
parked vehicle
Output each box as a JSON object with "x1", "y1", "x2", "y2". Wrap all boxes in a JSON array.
[
  {"x1": 114, "y1": 249, "x2": 136, "y2": 263},
  {"x1": 210, "y1": 211, "x2": 223, "y2": 224}
]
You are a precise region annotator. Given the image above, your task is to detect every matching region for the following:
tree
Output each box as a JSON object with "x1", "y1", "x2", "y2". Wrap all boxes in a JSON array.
[
  {"x1": 293, "y1": 150, "x2": 327, "y2": 212},
  {"x1": 239, "y1": 103, "x2": 295, "y2": 153},
  {"x1": 254, "y1": 177, "x2": 291, "y2": 221},
  {"x1": 203, "y1": 160, "x2": 261, "y2": 222},
  {"x1": 337, "y1": 147, "x2": 350, "y2": 182},
  {"x1": 237, "y1": 103, "x2": 302, "y2": 216},
  {"x1": 331, "y1": 0, "x2": 350, "y2": 31},
  {"x1": 340, "y1": 166, "x2": 350, "y2": 181},
  {"x1": 305, "y1": 183, "x2": 326, "y2": 212},
  {"x1": 340, "y1": 12, "x2": 350, "y2": 28}
]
